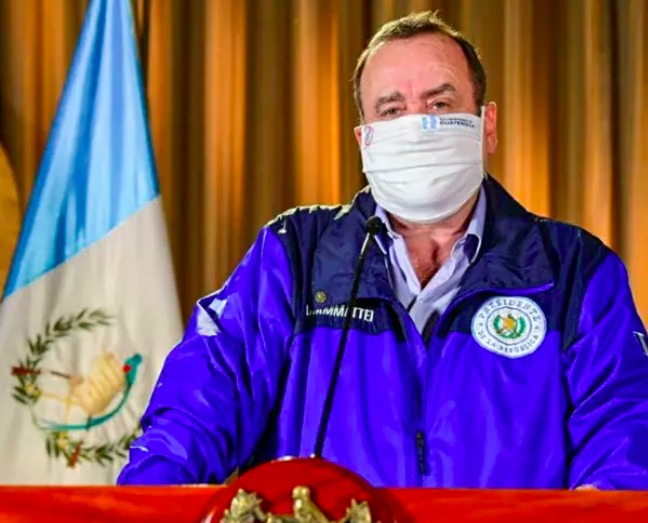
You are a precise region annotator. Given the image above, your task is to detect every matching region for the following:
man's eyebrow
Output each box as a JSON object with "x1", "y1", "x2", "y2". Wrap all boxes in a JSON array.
[
  {"x1": 373, "y1": 84, "x2": 457, "y2": 114},
  {"x1": 374, "y1": 92, "x2": 405, "y2": 114},
  {"x1": 420, "y1": 83, "x2": 456, "y2": 99}
]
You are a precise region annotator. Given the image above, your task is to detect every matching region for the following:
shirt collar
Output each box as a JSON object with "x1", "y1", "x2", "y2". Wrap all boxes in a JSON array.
[
  {"x1": 374, "y1": 184, "x2": 486, "y2": 264},
  {"x1": 306, "y1": 176, "x2": 554, "y2": 311}
]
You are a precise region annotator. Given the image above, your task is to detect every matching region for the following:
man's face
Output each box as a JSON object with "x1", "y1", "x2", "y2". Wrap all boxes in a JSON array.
[{"x1": 359, "y1": 33, "x2": 498, "y2": 155}]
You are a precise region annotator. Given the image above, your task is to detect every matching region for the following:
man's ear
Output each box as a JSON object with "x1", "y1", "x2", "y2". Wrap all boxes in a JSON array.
[{"x1": 483, "y1": 101, "x2": 498, "y2": 155}]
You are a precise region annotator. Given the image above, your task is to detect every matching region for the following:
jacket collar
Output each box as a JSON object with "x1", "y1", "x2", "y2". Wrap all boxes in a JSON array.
[{"x1": 309, "y1": 176, "x2": 555, "y2": 308}]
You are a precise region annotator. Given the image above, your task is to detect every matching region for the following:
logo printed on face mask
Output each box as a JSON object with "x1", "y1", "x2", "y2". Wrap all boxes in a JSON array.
[
  {"x1": 363, "y1": 126, "x2": 374, "y2": 146},
  {"x1": 421, "y1": 115, "x2": 440, "y2": 130},
  {"x1": 422, "y1": 115, "x2": 476, "y2": 131}
]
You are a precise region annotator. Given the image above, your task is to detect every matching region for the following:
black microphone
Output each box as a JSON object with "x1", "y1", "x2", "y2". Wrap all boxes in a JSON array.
[{"x1": 313, "y1": 216, "x2": 386, "y2": 458}]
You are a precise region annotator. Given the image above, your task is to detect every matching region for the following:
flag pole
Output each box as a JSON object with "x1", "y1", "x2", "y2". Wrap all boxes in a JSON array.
[
  {"x1": 135, "y1": 0, "x2": 152, "y2": 91},
  {"x1": 140, "y1": 0, "x2": 152, "y2": 90}
]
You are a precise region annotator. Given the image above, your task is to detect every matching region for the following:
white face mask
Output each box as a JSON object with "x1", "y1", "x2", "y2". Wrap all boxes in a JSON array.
[{"x1": 355, "y1": 112, "x2": 484, "y2": 224}]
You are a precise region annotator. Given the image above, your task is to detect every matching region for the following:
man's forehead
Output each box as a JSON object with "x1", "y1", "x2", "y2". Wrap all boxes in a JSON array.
[{"x1": 361, "y1": 33, "x2": 470, "y2": 89}]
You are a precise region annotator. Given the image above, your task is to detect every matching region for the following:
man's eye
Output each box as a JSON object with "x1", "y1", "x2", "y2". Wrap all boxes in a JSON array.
[
  {"x1": 430, "y1": 101, "x2": 450, "y2": 112},
  {"x1": 381, "y1": 107, "x2": 402, "y2": 118}
]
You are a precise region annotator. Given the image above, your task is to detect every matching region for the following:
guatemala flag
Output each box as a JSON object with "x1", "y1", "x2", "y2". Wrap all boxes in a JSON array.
[{"x1": 0, "y1": 0, "x2": 182, "y2": 484}]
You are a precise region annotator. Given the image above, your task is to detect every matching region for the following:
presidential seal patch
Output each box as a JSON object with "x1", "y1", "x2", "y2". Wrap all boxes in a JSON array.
[{"x1": 471, "y1": 296, "x2": 547, "y2": 358}]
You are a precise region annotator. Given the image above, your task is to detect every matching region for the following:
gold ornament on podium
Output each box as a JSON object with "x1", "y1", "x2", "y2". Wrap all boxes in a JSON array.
[{"x1": 220, "y1": 486, "x2": 376, "y2": 523}]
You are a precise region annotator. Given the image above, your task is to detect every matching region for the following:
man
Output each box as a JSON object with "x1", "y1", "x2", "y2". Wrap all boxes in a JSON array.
[{"x1": 118, "y1": 12, "x2": 648, "y2": 489}]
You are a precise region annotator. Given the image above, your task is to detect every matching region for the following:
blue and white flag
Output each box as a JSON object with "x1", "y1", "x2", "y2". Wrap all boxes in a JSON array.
[{"x1": 0, "y1": 0, "x2": 182, "y2": 484}]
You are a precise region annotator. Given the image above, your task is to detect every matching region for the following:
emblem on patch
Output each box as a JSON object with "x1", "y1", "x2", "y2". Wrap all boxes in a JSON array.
[{"x1": 471, "y1": 296, "x2": 547, "y2": 358}]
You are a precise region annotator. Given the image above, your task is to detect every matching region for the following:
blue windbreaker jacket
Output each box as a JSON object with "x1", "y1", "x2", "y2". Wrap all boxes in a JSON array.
[{"x1": 118, "y1": 177, "x2": 648, "y2": 489}]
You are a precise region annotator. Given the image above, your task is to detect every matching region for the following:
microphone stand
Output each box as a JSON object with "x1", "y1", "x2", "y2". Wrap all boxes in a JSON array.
[{"x1": 312, "y1": 216, "x2": 385, "y2": 458}]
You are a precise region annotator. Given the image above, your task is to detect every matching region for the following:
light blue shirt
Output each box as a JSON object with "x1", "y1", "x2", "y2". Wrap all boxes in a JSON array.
[{"x1": 375, "y1": 186, "x2": 486, "y2": 339}]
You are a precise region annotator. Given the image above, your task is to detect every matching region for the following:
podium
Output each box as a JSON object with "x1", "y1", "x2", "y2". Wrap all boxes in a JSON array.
[
  {"x1": 1, "y1": 459, "x2": 647, "y2": 522},
  {"x1": 1, "y1": 485, "x2": 647, "y2": 522}
]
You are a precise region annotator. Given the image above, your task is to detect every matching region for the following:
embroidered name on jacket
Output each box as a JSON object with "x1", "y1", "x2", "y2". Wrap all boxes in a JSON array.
[{"x1": 305, "y1": 304, "x2": 374, "y2": 323}]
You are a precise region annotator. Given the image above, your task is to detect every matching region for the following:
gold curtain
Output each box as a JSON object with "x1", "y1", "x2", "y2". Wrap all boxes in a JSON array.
[
  {"x1": 1, "y1": 0, "x2": 647, "y2": 321},
  {"x1": 0, "y1": 144, "x2": 19, "y2": 292}
]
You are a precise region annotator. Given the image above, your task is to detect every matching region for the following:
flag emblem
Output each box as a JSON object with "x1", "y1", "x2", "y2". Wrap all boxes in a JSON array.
[{"x1": 9, "y1": 309, "x2": 142, "y2": 468}]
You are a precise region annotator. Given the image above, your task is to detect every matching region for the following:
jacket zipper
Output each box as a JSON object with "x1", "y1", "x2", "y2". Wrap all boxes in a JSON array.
[
  {"x1": 405, "y1": 298, "x2": 428, "y2": 480},
  {"x1": 383, "y1": 297, "x2": 427, "y2": 485},
  {"x1": 417, "y1": 281, "x2": 555, "y2": 485},
  {"x1": 416, "y1": 429, "x2": 428, "y2": 476},
  {"x1": 383, "y1": 280, "x2": 555, "y2": 486}
]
